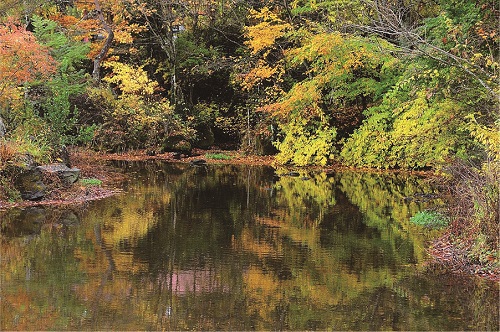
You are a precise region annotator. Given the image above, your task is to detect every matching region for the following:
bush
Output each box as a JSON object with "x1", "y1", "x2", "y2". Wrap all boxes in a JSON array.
[
  {"x1": 80, "y1": 178, "x2": 102, "y2": 187},
  {"x1": 205, "y1": 153, "x2": 232, "y2": 160},
  {"x1": 410, "y1": 210, "x2": 448, "y2": 229},
  {"x1": 87, "y1": 80, "x2": 196, "y2": 153}
]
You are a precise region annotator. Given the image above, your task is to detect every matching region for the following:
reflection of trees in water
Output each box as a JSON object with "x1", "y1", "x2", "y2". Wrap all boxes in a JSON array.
[
  {"x1": 335, "y1": 268, "x2": 499, "y2": 331},
  {"x1": 1, "y1": 164, "x2": 497, "y2": 331},
  {"x1": 335, "y1": 171, "x2": 446, "y2": 266},
  {"x1": 272, "y1": 168, "x2": 337, "y2": 227}
]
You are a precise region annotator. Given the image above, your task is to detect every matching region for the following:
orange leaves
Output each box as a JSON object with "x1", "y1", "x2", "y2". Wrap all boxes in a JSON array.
[
  {"x1": 68, "y1": 0, "x2": 144, "y2": 58},
  {"x1": 0, "y1": 19, "x2": 57, "y2": 107},
  {"x1": 0, "y1": 19, "x2": 57, "y2": 83},
  {"x1": 50, "y1": 14, "x2": 80, "y2": 28},
  {"x1": 239, "y1": 60, "x2": 283, "y2": 92},
  {"x1": 264, "y1": 80, "x2": 322, "y2": 120}
]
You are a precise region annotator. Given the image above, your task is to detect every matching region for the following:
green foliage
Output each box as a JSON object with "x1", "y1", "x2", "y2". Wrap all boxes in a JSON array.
[
  {"x1": 176, "y1": 33, "x2": 221, "y2": 74},
  {"x1": 204, "y1": 152, "x2": 232, "y2": 160},
  {"x1": 465, "y1": 115, "x2": 500, "y2": 162},
  {"x1": 267, "y1": 32, "x2": 397, "y2": 166},
  {"x1": 80, "y1": 178, "x2": 102, "y2": 187},
  {"x1": 31, "y1": 16, "x2": 90, "y2": 75},
  {"x1": 29, "y1": 16, "x2": 91, "y2": 146},
  {"x1": 76, "y1": 124, "x2": 98, "y2": 145},
  {"x1": 191, "y1": 103, "x2": 220, "y2": 127},
  {"x1": 410, "y1": 210, "x2": 448, "y2": 229},
  {"x1": 7, "y1": 113, "x2": 54, "y2": 164},
  {"x1": 1, "y1": 0, "x2": 497, "y2": 174},
  {"x1": 88, "y1": 85, "x2": 194, "y2": 152},
  {"x1": 340, "y1": 61, "x2": 483, "y2": 169}
]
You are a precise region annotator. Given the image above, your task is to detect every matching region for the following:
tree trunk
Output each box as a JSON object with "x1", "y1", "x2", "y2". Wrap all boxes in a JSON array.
[
  {"x1": 92, "y1": 0, "x2": 114, "y2": 83},
  {"x1": 0, "y1": 116, "x2": 6, "y2": 138}
]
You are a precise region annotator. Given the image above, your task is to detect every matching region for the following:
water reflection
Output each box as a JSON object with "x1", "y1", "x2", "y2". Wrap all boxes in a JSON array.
[{"x1": 1, "y1": 162, "x2": 498, "y2": 330}]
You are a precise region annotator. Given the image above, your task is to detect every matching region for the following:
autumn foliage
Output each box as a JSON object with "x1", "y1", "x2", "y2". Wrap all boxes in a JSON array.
[
  {"x1": 0, "y1": 0, "x2": 496, "y2": 168},
  {"x1": 0, "y1": 18, "x2": 56, "y2": 109}
]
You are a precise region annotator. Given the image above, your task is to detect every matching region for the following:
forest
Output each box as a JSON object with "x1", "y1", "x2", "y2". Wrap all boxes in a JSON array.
[{"x1": 0, "y1": 1, "x2": 498, "y2": 271}]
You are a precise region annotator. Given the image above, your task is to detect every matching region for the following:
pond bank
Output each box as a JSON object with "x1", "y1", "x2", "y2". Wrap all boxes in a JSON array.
[{"x1": 0, "y1": 148, "x2": 275, "y2": 210}]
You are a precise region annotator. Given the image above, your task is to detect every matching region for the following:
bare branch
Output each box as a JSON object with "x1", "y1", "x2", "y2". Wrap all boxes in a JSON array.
[{"x1": 353, "y1": 0, "x2": 498, "y2": 98}]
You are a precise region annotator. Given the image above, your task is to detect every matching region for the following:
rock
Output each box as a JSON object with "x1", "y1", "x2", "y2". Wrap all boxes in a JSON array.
[
  {"x1": 14, "y1": 167, "x2": 46, "y2": 201},
  {"x1": 190, "y1": 159, "x2": 206, "y2": 166},
  {"x1": 163, "y1": 135, "x2": 192, "y2": 154},
  {"x1": 37, "y1": 163, "x2": 80, "y2": 186}
]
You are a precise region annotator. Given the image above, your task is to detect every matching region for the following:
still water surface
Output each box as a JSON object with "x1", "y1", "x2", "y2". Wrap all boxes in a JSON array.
[{"x1": 1, "y1": 161, "x2": 498, "y2": 330}]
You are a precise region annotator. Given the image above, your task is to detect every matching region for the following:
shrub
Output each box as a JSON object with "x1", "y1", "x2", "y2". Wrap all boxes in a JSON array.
[
  {"x1": 80, "y1": 178, "x2": 102, "y2": 187},
  {"x1": 410, "y1": 210, "x2": 448, "y2": 229},
  {"x1": 444, "y1": 159, "x2": 499, "y2": 265},
  {"x1": 205, "y1": 153, "x2": 232, "y2": 160}
]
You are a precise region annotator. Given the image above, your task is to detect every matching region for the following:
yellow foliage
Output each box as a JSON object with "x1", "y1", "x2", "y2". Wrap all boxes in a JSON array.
[
  {"x1": 466, "y1": 114, "x2": 500, "y2": 162},
  {"x1": 0, "y1": 85, "x2": 23, "y2": 111},
  {"x1": 264, "y1": 80, "x2": 322, "y2": 119},
  {"x1": 113, "y1": 30, "x2": 134, "y2": 44},
  {"x1": 245, "y1": 7, "x2": 291, "y2": 55},
  {"x1": 103, "y1": 61, "x2": 158, "y2": 96},
  {"x1": 240, "y1": 60, "x2": 282, "y2": 91}
]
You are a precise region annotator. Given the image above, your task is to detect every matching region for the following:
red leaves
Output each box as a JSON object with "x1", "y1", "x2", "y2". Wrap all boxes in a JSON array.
[
  {"x1": 0, "y1": 18, "x2": 57, "y2": 84},
  {"x1": 0, "y1": 18, "x2": 57, "y2": 108}
]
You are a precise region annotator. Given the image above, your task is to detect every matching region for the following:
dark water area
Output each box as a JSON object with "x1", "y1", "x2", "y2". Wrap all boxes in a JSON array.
[{"x1": 1, "y1": 161, "x2": 498, "y2": 330}]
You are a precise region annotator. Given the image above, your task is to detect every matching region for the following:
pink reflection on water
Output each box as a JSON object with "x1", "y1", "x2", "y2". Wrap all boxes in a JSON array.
[{"x1": 158, "y1": 268, "x2": 229, "y2": 295}]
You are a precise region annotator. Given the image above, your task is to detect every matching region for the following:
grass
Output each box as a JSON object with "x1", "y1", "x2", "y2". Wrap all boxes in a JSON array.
[
  {"x1": 204, "y1": 152, "x2": 232, "y2": 160},
  {"x1": 410, "y1": 210, "x2": 448, "y2": 229},
  {"x1": 80, "y1": 178, "x2": 102, "y2": 187}
]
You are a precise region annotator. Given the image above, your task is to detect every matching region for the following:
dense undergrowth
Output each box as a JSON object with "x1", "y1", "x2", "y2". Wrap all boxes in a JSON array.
[{"x1": 440, "y1": 160, "x2": 499, "y2": 274}]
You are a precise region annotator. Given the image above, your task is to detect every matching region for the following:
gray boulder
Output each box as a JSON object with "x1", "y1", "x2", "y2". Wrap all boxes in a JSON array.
[
  {"x1": 37, "y1": 163, "x2": 80, "y2": 186},
  {"x1": 14, "y1": 168, "x2": 46, "y2": 201}
]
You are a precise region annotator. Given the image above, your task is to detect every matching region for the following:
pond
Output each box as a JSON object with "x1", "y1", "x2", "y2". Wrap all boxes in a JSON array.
[{"x1": 1, "y1": 161, "x2": 498, "y2": 330}]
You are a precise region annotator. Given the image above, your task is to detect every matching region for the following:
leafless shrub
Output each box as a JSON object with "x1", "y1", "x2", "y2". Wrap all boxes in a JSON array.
[{"x1": 443, "y1": 159, "x2": 499, "y2": 265}]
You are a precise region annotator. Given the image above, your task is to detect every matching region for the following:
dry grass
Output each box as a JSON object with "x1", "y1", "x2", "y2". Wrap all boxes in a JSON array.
[
  {"x1": 436, "y1": 159, "x2": 499, "y2": 276},
  {"x1": 0, "y1": 140, "x2": 18, "y2": 166}
]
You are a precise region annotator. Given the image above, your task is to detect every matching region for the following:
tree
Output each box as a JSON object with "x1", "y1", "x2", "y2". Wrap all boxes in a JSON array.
[
  {"x1": 0, "y1": 18, "x2": 56, "y2": 121},
  {"x1": 31, "y1": 15, "x2": 91, "y2": 145},
  {"x1": 355, "y1": 0, "x2": 499, "y2": 98},
  {"x1": 265, "y1": 32, "x2": 396, "y2": 165},
  {"x1": 90, "y1": 0, "x2": 114, "y2": 82}
]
